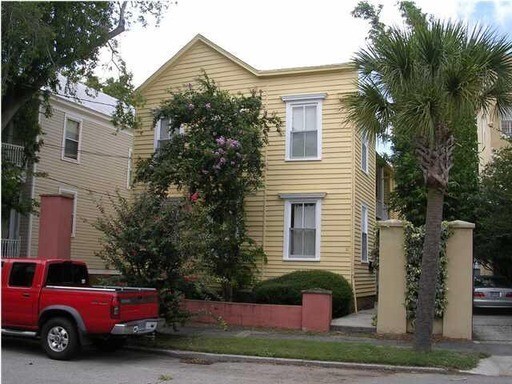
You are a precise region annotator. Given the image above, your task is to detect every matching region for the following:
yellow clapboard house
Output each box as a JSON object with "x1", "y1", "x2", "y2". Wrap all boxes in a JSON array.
[{"x1": 134, "y1": 34, "x2": 377, "y2": 309}]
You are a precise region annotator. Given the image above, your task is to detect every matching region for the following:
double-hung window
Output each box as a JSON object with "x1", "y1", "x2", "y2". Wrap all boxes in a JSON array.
[
  {"x1": 361, "y1": 204, "x2": 368, "y2": 263},
  {"x1": 62, "y1": 117, "x2": 82, "y2": 162},
  {"x1": 282, "y1": 193, "x2": 324, "y2": 261},
  {"x1": 282, "y1": 94, "x2": 325, "y2": 161},
  {"x1": 154, "y1": 118, "x2": 182, "y2": 150}
]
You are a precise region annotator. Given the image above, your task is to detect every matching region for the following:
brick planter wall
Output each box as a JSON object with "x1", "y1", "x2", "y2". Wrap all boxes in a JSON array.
[{"x1": 184, "y1": 290, "x2": 332, "y2": 333}]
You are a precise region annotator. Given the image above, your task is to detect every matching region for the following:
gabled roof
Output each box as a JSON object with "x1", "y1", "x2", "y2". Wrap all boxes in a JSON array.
[{"x1": 137, "y1": 34, "x2": 353, "y2": 92}]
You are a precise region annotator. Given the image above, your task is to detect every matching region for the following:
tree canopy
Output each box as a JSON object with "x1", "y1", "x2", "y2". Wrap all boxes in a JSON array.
[
  {"x1": 1, "y1": 1, "x2": 168, "y2": 131},
  {"x1": 474, "y1": 144, "x2": 512, "y2": 281},
  {"x1": 136, "y1": 75, "x2": 282, "y2": 300},
  {"x1": 346, "y1": 0, "x2": 512, "y2": 352}
]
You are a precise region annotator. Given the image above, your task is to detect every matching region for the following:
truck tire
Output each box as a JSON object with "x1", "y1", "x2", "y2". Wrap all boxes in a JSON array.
[{"x1": 41, "y1": 317, "x2": 80, "y2": 360}]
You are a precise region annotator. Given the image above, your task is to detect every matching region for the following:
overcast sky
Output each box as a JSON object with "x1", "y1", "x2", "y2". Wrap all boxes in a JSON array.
[{"x1": 110, "y1": 0, "x2": 512, "y2": 88}]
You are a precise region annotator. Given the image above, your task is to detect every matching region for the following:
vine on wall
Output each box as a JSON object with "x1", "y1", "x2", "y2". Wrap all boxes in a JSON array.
[{"x1": 404, "y1": 222, "x2": 450, "y2": 320}]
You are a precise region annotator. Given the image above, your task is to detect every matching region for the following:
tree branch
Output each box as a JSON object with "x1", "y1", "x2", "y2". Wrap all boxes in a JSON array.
[{"x1": 107, "y1": 1, "x2": 128, "y2": 40}]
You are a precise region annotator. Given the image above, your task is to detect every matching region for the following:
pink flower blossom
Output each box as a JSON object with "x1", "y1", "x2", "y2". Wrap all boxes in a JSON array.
[
  {"x1": 205, "y1": 103, "x2": 211, "y2": 109},
  {"x1": 190, "y1": 192, "x2": 199, "y2": 202}
]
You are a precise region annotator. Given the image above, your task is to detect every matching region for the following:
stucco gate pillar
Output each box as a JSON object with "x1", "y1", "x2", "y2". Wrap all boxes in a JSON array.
[
  {"x1": 376, "y1": 220, "x2": 407, "y2": 335},
  {"x1": 443, "y1": 220, "x2": 474, "y2": 340}
]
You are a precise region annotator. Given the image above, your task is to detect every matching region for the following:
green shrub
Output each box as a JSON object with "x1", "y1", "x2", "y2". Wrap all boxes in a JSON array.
[{"x1": 253, "y1": 270, "x2": 353, "y2": 317}]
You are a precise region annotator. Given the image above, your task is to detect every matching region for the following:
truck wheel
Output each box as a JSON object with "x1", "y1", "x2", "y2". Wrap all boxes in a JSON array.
[
  {"x1": 41, "y1": 317, "x2": 80, "y2": 360},
  {"x1": 92, "y1": 336, "x2": 126, "y2": 352}
]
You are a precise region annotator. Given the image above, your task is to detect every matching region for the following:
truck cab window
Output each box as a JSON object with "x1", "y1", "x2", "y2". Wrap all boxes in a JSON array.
[
  {"x1": 9, "y1": 263, "x2": 36, "y2": 287},
  {"x1": 46, "y1": 263, "x2": 89, "y2": 287}
]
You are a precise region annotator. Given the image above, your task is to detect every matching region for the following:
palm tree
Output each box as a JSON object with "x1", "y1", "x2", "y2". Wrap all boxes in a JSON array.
[{"x1": 345, "y1": 2, "x2": 512, "y2": 352}]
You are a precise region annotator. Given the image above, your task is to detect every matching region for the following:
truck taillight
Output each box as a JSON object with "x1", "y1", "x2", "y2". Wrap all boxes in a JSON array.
[{"x1": 111, "y1": 297, "x2": 120, "y2": 318}]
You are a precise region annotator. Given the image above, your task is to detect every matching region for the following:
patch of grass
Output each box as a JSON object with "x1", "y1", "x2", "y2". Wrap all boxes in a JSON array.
[{"x1": 136, "y1": 334, "x2": 482, "y2": 370}]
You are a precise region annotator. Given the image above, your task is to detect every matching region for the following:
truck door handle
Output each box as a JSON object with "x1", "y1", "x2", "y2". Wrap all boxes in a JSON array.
[{"x1": 22, "y1": 293, "x2": 30, "y2": 298}]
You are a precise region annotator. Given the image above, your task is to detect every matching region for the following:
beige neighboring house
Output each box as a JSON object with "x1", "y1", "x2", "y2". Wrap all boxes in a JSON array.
[
  {"x1": 1, "y1": 80, "x2": 133, "y2": 275},
  {"x1": 477, "y1": 109, "x2": 512, "y2": 171},
  {"x1": 133, "y1": 34, "x2": 377, "y2": 309}
]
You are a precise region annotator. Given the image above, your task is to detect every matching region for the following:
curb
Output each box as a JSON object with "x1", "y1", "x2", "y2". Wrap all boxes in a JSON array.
[{"x1": 126, "y1": 345, "x2": 450, "y2": 374}]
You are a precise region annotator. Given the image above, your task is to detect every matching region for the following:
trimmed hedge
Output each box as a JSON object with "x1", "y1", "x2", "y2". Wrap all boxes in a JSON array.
[{"x1": 253, "y1": 270, "x2": 354, "y2": 317}]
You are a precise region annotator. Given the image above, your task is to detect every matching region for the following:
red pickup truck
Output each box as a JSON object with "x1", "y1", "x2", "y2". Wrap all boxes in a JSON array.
[{"x1": 1, "y1": 258, "x2": 162, "y2": 360}]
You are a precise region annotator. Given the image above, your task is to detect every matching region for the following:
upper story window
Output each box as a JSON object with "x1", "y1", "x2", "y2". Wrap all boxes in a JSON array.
[
  {"x1": 280, "y1": 193, "x2": 325, "y2": 261},
  {"x1": 154, "y1": 118, "x2": 183, "y2": 150},
  {"x1": 282, "y1": 94, "x2": 326, "y2": 161},
  {"x1": 62, "y1": 116, "x2": 82, "y2": 162},
  {"x1": 361, "y1": 132, "x2": 369, "y2": 173},
  {"x1": 502, "y1": 113, "x2": 512, "y2": 138}
]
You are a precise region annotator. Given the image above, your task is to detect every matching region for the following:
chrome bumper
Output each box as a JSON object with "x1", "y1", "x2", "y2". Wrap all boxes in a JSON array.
[{"x1": 111, "y1": 318, "x2": 163, "y2": 335}]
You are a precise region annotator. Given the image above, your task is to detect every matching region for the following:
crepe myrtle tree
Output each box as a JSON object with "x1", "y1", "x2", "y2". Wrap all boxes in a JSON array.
[
  {"x1": 345, "y1": 1, "x2": 512, "y2": 352},
  {"x1": 136, "y1": 75, "x2": 282, "y2": 301}
]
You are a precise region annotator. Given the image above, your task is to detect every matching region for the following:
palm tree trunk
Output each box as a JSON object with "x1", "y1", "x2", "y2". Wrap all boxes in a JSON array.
[{"x1": 413, "y1": 187, "x2": 444, "y2": 352}]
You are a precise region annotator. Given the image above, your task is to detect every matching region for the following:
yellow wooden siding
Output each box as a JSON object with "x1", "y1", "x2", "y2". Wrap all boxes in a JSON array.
[
  {"x1": 353, "y1": 130, "x2": 377, "y2": 298},
  {"x1": 134, "y1": 36, "x2": 375, "y2": 297},
  {"x1": 29, "y1": 102, "x2": 132, "y2": 271}
]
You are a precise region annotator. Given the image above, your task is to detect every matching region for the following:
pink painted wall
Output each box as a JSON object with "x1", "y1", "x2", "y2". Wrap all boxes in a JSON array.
[
  {"x1": 38, "y1": 195, "x2": 73, "y2": 259},
  {"x1": 184, "y1": 290, "x2": 332, "y2": 332}
]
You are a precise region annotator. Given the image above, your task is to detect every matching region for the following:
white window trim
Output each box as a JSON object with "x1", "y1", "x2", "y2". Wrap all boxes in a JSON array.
[
  {"x1": 58, "y1": 188, "x2": 78, "y2": 237},
  {"x1": 282, "y1": 195, "x2": 322, "y2": 261},
  {"x1": 361, "y1": 203, "x2": 369, "y2": 263},
  {"x1": 282, "y1": 93, "x2": 326, "y2": 162},
  {"x1": 61, "y1": 114, "x2": 83, "y2": 163},
  {"x1": 126, "y1": 148, "x2": 133, "y2": 189},
  {"x1": 361, "y1": 132, "x2": 369, "y2": 174}
]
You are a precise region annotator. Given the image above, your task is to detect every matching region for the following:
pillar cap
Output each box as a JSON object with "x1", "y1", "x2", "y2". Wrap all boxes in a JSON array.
[
  {"x1": 377, "y1": 219, "x2": 404, "y2": 228},
  {"x1": 302, "y1": 288, "x2": 332, "y2": 295},
  {"x1": 448, "y1": 220, "x2": 475, "y2": 229}
]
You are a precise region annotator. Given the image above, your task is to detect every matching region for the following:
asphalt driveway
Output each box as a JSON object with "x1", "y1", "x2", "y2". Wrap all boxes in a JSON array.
[{"x1": 473, "y1": 308, "x2": 512, "y2": 342}]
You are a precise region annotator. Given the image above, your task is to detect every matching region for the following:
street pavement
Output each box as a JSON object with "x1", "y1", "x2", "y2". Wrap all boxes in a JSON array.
[
  {"x1": 473, "y1": 309, "x2": 512, "y2": 342},
  {"x1": 2, "y1": 338, "x2": 511, "y2": 384}
]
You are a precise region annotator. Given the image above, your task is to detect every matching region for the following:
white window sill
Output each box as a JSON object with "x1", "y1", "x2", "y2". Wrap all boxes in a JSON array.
[
  {"x1": 285, "y1": 157, "x2": 322, "y2": 162},
  {"x1": 61, "y1": 157, "x2": 80, "y2": 164},
  {"x1": 284, "y1": 257, "x2": 320, "y2": 262}
]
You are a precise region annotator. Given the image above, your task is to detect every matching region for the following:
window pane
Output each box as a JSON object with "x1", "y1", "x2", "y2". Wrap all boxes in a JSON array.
[
  {"x1": 291, "y1": 203, "x2": 303, "y2": 228},
  {"x1": 64, "y1": 140, "x2": 78, "y2": 159},
  {"x1": 305, "y1": 106, "x2": 316, "y2": 131},
  {"x1": 160, "y1": 119, "x2": 170, "y2": 140},
  {"x1": 290, "y1": 228, "x2": 304, "y2": 256},
  {"x1": 292, "y1": 106, "x2": 304, "y2": 132},
  {"x1": 362, "y1": 233, "x2": 368, "y2": 262},
  {"x1": 66, "y1": 120, "x2": 80, "y2": 141},
  {"x1": 303, "y1": 229, "x2": 316, "y2": 256},
  {"x1": 304, "y1": 131, "x2": 317, "y2": 157},
  {"x1": 303, "y1": 203, "x2": 316, "y2": 228},
  {"x1": 291, "y1": 132, "x2": 305, "y2": 158},
  {"x1": 9, "y1": 263, "x2": 36, "y2": 287}
]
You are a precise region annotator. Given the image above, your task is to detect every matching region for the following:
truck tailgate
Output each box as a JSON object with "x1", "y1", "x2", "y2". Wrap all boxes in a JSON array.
[{"x1": 117, "y1": 290, "x2": 158, "y2": 321}]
